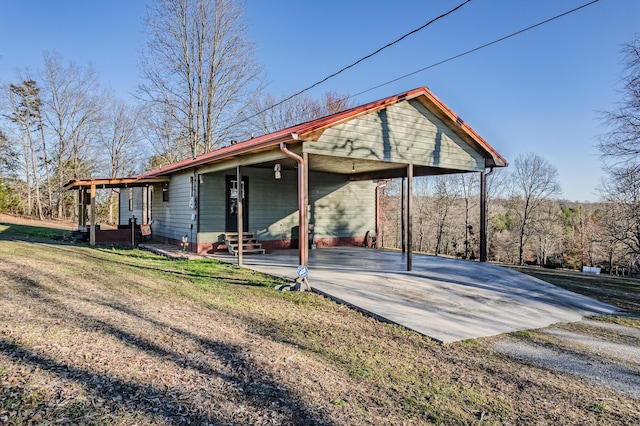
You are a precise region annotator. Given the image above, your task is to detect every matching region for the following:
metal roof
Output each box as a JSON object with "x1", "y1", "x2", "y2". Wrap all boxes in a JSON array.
[{"x1": 139, "y1": 87, "x2": 507, "y2": 179}]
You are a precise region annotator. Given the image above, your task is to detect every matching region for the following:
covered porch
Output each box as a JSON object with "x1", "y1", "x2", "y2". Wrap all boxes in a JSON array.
[{"x1": 63, "y1": 177, "x2": 169, "y2": 245}]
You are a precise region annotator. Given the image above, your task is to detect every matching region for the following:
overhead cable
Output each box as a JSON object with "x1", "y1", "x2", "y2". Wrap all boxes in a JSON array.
[
  {"x1": 230, "y1": 0, "x2": 473, "y2": 127},
  {"x1": 351, "y1": 0, "x2": 601, "y2": 98},
  {"x1": 225, "y1": 0, "x2": 599, "y2": 135}
]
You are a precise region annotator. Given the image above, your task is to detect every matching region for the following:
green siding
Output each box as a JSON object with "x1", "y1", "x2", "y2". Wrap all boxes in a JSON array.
[
  {"x1": 119, "y1": 187, "x2": 145, "y2": 226},
  {"x1": 196, "y1": 167, "x2": 375, "y2": 244},
  {"x1": 198, "y1": 172, "x2": 229, "y2": 242},
  {"x1": 151, "y1": 171, "x2": 197, "y2": 242},
  {"x1": 310, "y1": 172, "x2": 376, "y2": 239},
  {"x1": 249, "y1": 168, "x2": 299, "y2": 240},
  {"x1": 304, "y1": 99, "x2": 484, "y2": 171}
]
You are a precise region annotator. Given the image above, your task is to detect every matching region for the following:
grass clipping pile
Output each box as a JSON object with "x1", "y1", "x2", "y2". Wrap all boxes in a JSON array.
[{"x1": 1, "y1": 239, "x2": 639, "y2": 424}]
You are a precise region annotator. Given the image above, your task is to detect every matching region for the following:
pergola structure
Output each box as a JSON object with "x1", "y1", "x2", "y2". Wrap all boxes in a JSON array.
[{"x1": 63, "y1": 177, "x2": 169, "y2": 245}]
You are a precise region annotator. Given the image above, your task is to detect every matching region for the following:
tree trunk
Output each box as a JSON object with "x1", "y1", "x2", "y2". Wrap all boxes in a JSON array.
[
  {"x1": 20, "y1": 133, "x2": 32, "y2": 216},
  {"x1": 39, "y1": 122, "x2": 54, "y2": 218},
  {"x1": 518, "y1": 223, "x2": 526, "y2": 265},
  {"x1": 28, "y1": 133, "x2": 44, "y2": 220}
]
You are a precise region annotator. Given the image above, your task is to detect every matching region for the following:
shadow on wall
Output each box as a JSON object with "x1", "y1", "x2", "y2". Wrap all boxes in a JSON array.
[{"x1": 379, "y1": 109, "x2": 391, "y2": 162}]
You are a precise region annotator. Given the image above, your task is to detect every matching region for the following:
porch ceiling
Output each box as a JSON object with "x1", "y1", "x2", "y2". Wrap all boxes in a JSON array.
[{"x1": 253, "y1": 152, "x2": 475, "y2": 181}]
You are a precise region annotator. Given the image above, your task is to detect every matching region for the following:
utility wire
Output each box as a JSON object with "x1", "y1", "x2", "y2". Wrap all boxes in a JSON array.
[
  {"x1": 224, "y1": 0, "x2": 599, "y2": 137},
  {"x1": 277, "y1": 0, "x2": 472, "y2": 101},
  {"x1": 228, "y1": 0, "x2": 472, "y2": 128},
  {"x1": 351, "y1": 0, "x2": 601, "y2": 99}
]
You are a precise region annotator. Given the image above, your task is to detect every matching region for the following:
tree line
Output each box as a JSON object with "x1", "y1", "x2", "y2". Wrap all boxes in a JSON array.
[
  {"x1": 380, "y1": 35, "x2": 640, "y2": 275},
  {"x1": 378, "y1": 153, "x2": 634, "y2": 275}
]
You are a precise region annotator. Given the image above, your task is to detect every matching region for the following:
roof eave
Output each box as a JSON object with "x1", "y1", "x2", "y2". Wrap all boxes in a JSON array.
[
  {"x1": 63, "y1": 177, "x2": 170, "y2": 190},
  {"x1": 142, "y1": 133, "x2": 299, "y2": 178}
]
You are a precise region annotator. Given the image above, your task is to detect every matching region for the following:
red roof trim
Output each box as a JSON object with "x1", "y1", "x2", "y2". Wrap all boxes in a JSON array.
[
  {"x1": 417, "y1": 88, "x2": 507, "y2": 166},
  {"x1": 140, "y1": 87, "x2": 505, "y2": 178}
]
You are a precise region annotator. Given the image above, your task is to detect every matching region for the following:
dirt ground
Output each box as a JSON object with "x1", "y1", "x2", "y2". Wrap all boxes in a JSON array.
[
  {"x1": 0, "y1": 213, "x2": 75, "y2": 229},
  {"x1": 0, "y1": 213, "x2": 117, "y2": 232},
  {"x1": 1, "y1": 216, "x2": 640, "y2": 424}
]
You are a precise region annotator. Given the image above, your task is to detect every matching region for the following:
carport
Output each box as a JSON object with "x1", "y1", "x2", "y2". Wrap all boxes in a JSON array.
[{"x1": 223, "y1": 248, "x2": 617, "y2": 343}]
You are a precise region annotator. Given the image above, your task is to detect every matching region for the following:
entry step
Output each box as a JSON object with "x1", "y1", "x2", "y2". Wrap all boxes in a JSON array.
[{"x1": 223, "y1": 232, "x2": 265, "y2": 255}]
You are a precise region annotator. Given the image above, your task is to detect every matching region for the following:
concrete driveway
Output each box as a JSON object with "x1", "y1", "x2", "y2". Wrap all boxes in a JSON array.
[{"x1": 228, "y1": 248, "x2": 617, "y2": 343}]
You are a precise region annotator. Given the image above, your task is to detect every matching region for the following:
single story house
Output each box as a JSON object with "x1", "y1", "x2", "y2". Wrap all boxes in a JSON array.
[{"x1": 65, "y1": 87, "x2": 507, "y2": 269}]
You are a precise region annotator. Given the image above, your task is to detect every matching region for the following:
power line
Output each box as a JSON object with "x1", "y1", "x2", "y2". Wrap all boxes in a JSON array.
[
  {"x1": 226, "y1": 0, "x2": 599, "y2": 137},
  {"x1": 228, "y1": 0, "x2": 473, "y2": 129},
  {"x1": 279, "y1": 0, "x2": 472, "y2": 101},
  {"x1": 351, "y1": 0, "x2": 601, "y2": 99}
]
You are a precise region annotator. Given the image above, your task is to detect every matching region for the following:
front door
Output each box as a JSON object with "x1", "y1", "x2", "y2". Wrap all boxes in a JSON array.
[{"x1": 225, "y1": 175, "x2": 249, "y2": 232}]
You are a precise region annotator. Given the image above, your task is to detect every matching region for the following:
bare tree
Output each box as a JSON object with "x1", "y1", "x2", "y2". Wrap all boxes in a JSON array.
[
  {"x1": 6, "y1": 80, "x2": 45, "y2": 219},
  {"x1": 456, "y1": 173, "x2": 479, "y2": 259},
  {"x1": 142, "y1": 103, "x2": 184, "y2": 169},
  {"x1": 98, "y1": 99, "x2": 144, "y2": 223},
  {"x1": 508, "y1": 153, "x2": 562, "y2": 265},
  {"x1": 0, "y1": 129, "x2": 17, "y2": 175},
  {"x1": 489, "y1": 205, "x2": 519, "y2": 263},
  {"x1": 40, "y1": 52, "x2": 105, "y2": 219},
  {"x1": 139, "y1": 0, "x2": 263, "y2": 159},
  {"x1": 430, "y1": 175, "x2": 461, "y2": 256},
  {"x1": 599, "y1": 36, "x2": 640, "y2": 168},
  {"x1": 412, "y1": 178, "x2": 432, "y2": 252},
  {"x1": 244, "y1": 91, "x2": 354, "y2": 135},
  {"x1": 598, "y1": 36, "x2": 640, "y2": 272},
  {"x1": 560, "y1": 204, "x2": 605, "y2": 269},
  {"x1": 485, "y1": 168, "x2": 508, "y2": 261},
  {"x1": 599, "y1": 168, "x2": 640, "y2": 265},
  {"x1": 531, "y1": 200, "x2": 563, "y2": 266}
]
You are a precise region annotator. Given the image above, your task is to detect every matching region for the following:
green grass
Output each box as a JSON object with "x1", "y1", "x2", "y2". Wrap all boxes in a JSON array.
[{"x1": 91, "y1": 246, "x2": 287, "y2": 289}]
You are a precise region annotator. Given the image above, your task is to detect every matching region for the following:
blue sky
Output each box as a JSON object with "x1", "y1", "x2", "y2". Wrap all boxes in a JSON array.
[{"x1": 1, "y1": 0, "x2": 638, "y2": 202}]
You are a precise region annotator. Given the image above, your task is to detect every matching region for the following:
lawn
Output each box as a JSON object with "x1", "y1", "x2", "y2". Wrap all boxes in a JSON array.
[{"x1": 1, "y1": 219, "x2": 639, "y2": 424}]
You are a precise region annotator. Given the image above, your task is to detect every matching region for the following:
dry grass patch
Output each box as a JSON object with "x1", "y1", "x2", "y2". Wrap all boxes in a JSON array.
[
  {"x1": 509, "y1": 265, "x2": 640, "y2": 316},
  {"x1": 0, "y1": 236, "x2": 639, "y2": 424}
]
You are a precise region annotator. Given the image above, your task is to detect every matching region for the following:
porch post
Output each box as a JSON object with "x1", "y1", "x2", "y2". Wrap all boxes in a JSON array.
[
  {"x1": 480, "y1": 171, "x2": 487, "y2": 262},
  {"x1": 407, "y1": 164, "x2": 413, "y2": 271},
  {"x1": 236, "y1": 166, "x2": 243, "y2": 266},
  {"x1": 302, "y1": 152, "x2": 309, "y2": 266},
  {"x1": 89, "y1": 184, "x2": 96, "y2": 246},
  {"x1": 401, "y1": 177, "x2": 406, "y2": 253},
  {"x1": 77, "y1": 189, "x2": 83, "y2": 229}
]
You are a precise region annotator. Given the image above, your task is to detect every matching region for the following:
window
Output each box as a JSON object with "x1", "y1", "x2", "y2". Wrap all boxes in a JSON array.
[{"x1": 162, "y1": 187, "x2": 169, "y2": 202}]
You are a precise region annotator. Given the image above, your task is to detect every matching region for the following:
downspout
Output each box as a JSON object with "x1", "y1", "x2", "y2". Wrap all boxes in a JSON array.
[
  {"x1": 280, "y1": 139, "x2": 308, "y2": 267},
  {"x1": 407, "y1": 164, "x2": 413, "y2": 271},
  {"x1": 196, "y1": 173, "x2": 201, "y2": 253},
  {"x1": 480, "y1": 167, "x2": 495, "y2": 262}
]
